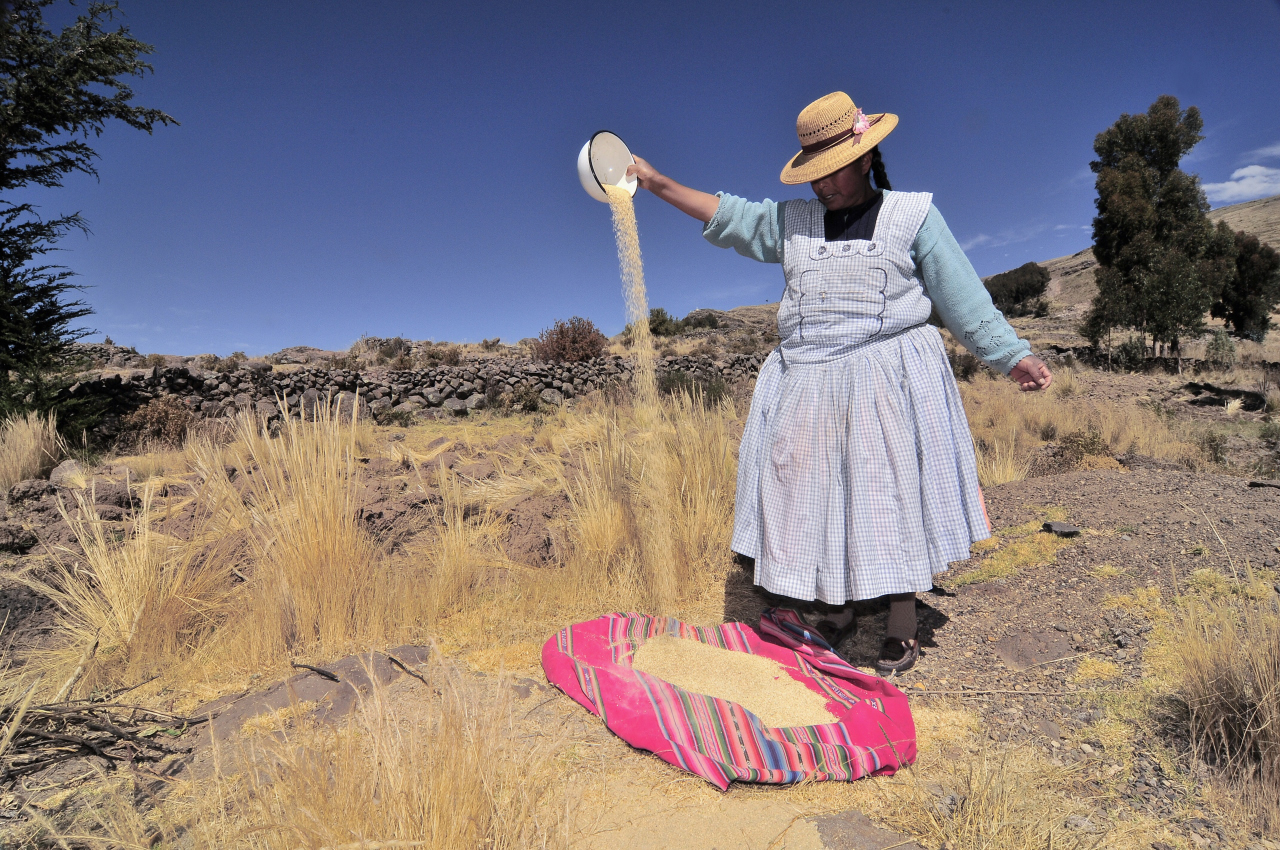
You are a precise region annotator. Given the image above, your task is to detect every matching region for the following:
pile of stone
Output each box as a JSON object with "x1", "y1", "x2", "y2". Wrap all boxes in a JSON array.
[{"x1": 63, "y1": 351, "x2": 767, "y2": 436}]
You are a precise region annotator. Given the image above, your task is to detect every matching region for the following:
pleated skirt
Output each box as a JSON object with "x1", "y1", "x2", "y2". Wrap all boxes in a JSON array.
[{"x1": 731, "y1": 324, "x2": 990, "y2": 604}]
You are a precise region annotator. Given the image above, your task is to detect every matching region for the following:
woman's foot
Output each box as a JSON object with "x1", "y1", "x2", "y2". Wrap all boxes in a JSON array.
[
  {"x1": 875, "y1": 637, "x2": 919, "y2": 675},
  {"x1": 810, "y1": 607, "x2": 856, "y2": 649}
]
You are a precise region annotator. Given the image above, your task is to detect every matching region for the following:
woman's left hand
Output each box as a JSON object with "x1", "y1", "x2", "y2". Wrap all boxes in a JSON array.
[{"x1": 1009, "y1": 355, "x2": 1052, "y2": 391}]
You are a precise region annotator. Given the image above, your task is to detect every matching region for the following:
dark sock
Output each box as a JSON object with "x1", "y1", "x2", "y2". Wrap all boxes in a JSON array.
[{"x1": 885, "y1": 593, "x2": 917, "y2": 641}]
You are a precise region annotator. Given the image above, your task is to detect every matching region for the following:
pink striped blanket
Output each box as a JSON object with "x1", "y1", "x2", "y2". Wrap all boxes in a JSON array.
[{"x1": 541, "y1": 609, "x2": 917, "y2": 789}]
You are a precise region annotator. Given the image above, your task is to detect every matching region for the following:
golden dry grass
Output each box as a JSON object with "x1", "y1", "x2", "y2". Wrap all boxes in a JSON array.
[
  {"x1": 959, "y1": 371, "x2": 1200, "y2": 480},
  {"x1": 1170, "y1": 594, "x2": 1280, "y2": 827},
  {"x1": 4, "y1": 361, "x2": 1272, "y2": 848},
  {"x1": 13, "y1": 487, "x2": 234, "y2": 697},
  {"x1": 40, "y1": 659, "x2": 571, "y2": 849},
  {"x1": 187, "y1": 409, "x2": 404, "y2": 671},
  {"x1": 0, "y1": 411, "x2": 64, "y2": 491}
]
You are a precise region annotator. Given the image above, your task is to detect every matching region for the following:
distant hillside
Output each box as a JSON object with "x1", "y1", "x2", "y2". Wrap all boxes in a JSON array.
[{"x1": 1040, "y1": 193, "x2": 1280, "y2": 317}]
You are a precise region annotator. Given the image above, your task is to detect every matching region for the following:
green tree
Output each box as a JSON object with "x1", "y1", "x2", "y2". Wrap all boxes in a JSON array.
[
  {"x1": 983, "y1": 261, "x2": 1050, "y2": 316},
  {"x1": 0, "y1": 0, "x2": 175, "y2": 416},
  {"x1": 1081, "y1": 95, "x2": 1235, "y2": 364},
  {"x1": 1211, "y1": 231, "x2": 1280, "y2": 342}
]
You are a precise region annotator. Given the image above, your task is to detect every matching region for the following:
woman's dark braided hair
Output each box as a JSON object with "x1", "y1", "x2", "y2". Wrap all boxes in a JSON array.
[{"x1": 870, "y1": 147, "x2": 891, "y2": 191}]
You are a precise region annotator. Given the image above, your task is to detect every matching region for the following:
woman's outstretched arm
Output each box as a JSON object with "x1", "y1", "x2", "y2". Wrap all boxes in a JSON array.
[{"x1": 627, "y1": 156, "x2": 720, "y2": 223}]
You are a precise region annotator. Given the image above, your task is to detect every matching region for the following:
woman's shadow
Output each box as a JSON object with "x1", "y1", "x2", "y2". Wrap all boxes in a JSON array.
[{"x1": 722, "y1": 559, "x2": 951, "y2": 668}]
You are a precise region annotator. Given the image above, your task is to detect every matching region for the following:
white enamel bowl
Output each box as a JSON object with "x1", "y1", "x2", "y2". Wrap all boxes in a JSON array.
[{"x1": 578, "y1": 130, "x2": 638, "y2": 202}]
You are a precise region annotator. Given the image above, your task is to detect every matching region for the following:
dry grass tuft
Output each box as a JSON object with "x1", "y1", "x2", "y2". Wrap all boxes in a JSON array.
[
  {"x1": 14, "y1": 487, "x2": 234, "y2": 696},
  {"x1": 0, "y1": 410, "x2": 64, "y2": 490},
  {"x1": 41, "y1": 659, "x2": 571, "y2": 849},
  {"x1": 189, "y1": 407, "x2": 418, "y2": 673},
  {"x1": 974, "y1": 432, "x2": 1031, "y2": 487},
  {"x1": 1171, "y1": 596, "x2": 1280, "y2": 826},
  {"x1": 959, "y1": 372, "x2": 1199, "y2": 478},
  {"x1": 554, "y1": 388, "x2": 738, "y2": 614}
]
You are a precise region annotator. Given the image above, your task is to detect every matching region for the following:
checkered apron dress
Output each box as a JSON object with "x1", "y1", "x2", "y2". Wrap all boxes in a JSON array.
[{"x1": 731, "y1": 191, "x2": 991, "y2": 603}]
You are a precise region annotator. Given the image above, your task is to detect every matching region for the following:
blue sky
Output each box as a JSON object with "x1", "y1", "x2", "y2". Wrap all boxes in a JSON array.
[{"x1": 16, "y1": 0, "x2": 1280, "y2": 356}]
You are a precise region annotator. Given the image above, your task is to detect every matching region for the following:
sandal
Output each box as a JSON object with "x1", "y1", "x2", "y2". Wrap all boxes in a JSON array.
[{"x1": 875, "y1": 637, "x2": 919, "y2": 676}]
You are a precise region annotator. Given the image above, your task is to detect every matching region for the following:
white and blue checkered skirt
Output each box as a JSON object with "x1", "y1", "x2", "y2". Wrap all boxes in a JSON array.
[{"x1": 731, "y1": 324, "x2": 991, "y2": 604}]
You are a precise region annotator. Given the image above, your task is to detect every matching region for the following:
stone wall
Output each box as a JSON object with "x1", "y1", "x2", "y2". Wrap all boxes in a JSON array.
[{"x1": 64, "y1": 352, "x2": 767, "y2": 436}]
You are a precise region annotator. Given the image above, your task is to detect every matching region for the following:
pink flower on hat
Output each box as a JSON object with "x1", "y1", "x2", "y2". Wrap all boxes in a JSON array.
[{"x1": 852, "y1": 109, "x2": 871, "y2": 135}]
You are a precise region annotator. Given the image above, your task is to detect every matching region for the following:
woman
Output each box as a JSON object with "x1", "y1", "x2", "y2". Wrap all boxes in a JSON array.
[{"x1": 628, "y1": 91, "x2": 1052, "y2": 674}]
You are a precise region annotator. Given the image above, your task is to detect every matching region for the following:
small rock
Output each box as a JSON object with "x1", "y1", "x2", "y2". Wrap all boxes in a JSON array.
[
  {"x1": 49, "y1": 459, "x2": 84, "y2": 488},
  {"x1": 539, "y1": 388, "x2": 565, "y2": 407},
  {"x1": 1064, "y1": 815, "x2": 1093, "y2": 830},
  {"x1": 1079, "y1": 742, "x2": 1094, "y2": 754},
  {"x1": 8, "y1": 478, "x2": 54, "y2": 504},
  {"x1": 1036, "y1": 719, "x2": 1062, "y2": 740},
  {"x1": 0, "y1": 521, "x2": 38, "y2": 553},
  {"x1": 1044, "y1": 521, "x2": 1081, "y2": 537},
  {"x1": 442, "y1": 398, "x2": 468, "y2": 415},
  {"x1": 1120, "y1": 534, "x2": 1132, "y2": 541}
]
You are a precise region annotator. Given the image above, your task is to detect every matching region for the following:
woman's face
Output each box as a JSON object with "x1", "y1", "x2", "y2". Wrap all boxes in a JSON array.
[{"x1": 810, "y1": 154, "x2": 874, "y2": 210}]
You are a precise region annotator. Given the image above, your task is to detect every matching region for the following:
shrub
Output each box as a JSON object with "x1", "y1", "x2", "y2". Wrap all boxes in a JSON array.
[
  {"x1": 119, "y1": 396, "x2": 193, "y2": 449},
  {"x1": 684, "y1": 311, "x2": 720, "y2": 331},
  {"x1": 1059, "y1": 428, "x2": 1110, "y2": 464},
  {"x1": 532, "y1": 316, "x2": 606, "y2": 363},
  {"x1": 649, "y1": 308, "x2": 682, "y2": 337},
  {"x1": 1199, "y1": 430, "x2": 1228, "y2": 465},
  {"x1": 657, "y1": 369, "x2": 728, "y2": 407},
  {"x1": 194, "y1": 351, "x2": 247, "y2": 373},
  {"x1": 649, "y1": 308, "x2": 721, "y2": 337},
  {"x1": 481, "y1": 337, "x2": 502, "y2": 351},
  {"x1": 510, "y1": 384, "x2": 542, "y2": 412},
  {"x1": 213, "y1": 351, "x2": 247, "y2": 372},
  {"x1": 378, "y1": 337, "x2": 411, "y2": 362},
  {"x1": 984, "y1": 262, "x2": 1050, "y2": 315},
  {"x1": 144, "y1": 353, "x2": 166, "y2": 368},
  {"x1": 1204, "y1": 329, "x2": 1238, "y2": 370},
  {"x1": 1112, "y1": 336, "x2": 1146, "y2": 372},
  {"x1": 949, "y1": 349, "x2": 983, "y2": 382}
]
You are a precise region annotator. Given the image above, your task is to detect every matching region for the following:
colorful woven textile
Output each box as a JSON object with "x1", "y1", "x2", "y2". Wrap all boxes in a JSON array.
[{"x1": 541, "y1": 609, "x2": 916, "y2": 789}]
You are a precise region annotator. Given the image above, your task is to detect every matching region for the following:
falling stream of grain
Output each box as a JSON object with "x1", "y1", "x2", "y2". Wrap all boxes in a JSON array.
[
  {"x1": 604, "y1": 185, "x2": 657, "y2": 408},
  {"x1": 601, "y1": 184, "x2": 679, "y2": 608}
]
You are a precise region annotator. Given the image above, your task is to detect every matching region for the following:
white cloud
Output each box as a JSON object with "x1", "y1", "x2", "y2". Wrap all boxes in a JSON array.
[
  {"x1": 1245, "y1": 142, "x2": 1280, "y2": 160},
  {"x1": 960, "y1": 223, "x2": 1050, "y2": 253},
  {"x1": 1203, "y1": 165, "x2": 1280, "y2": 204}
]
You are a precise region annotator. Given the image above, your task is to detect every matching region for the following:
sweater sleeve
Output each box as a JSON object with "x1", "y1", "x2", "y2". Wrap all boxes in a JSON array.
[
  {"x1": 701, "y1": 193, "x2": 785, "y2": 264},
  {"x1": 911, "y1": 205, "x2": 1032, "y2": 375}
]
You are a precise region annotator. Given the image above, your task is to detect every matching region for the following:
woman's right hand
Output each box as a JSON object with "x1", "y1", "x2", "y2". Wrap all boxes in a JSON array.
[{"x1": 627, "y1": 156, "x2": 663, "y2": 192}]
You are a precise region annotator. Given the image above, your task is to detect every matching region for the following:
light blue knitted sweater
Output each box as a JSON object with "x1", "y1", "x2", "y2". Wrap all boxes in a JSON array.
[{"x1": 702, "y1": 193, "x2": 1031, "y2": 375}]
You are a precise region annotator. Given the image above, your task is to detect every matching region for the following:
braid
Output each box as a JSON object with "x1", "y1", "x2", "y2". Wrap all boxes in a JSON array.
[{"x1": 870, "y1": 147, "x2": 892, "y2": 191}]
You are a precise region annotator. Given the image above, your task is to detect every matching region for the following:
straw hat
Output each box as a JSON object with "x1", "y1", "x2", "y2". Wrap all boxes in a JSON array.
[{"x1": 780, "y1": 92, "x2": 898, "y2": 185}]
